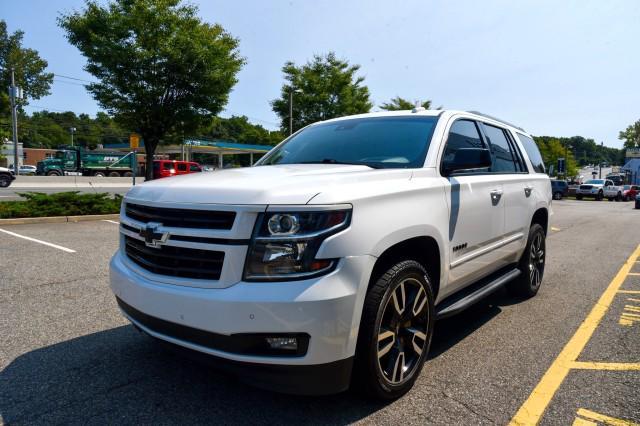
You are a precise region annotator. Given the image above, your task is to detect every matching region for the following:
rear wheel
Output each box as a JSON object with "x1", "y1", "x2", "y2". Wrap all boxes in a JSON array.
[
  {"x1": 509, "y1": 223, "x2": 546, "y2": 298},
  {"x1": 553, "y1": 192, "x2": 562, "y2": 200},
  {"x1": 46, "y1": 170, "x2": 61, "y2": 176},
  {"x1": 0, "y1": 174, "x2": 11, "y2": 188},
  {"x1": 123, "y1": 171, "x2": 134, "y2": 177},
  {"x1": 354, "y1": 260, "x2": 434, "y2": 400},
  {"x1": 596, "y1": 191, "x2": 603, "y2": 201},
  {"x1": 608, "y1": 197, "x2": 614, "y2": 202},
  {"x1": 576, "y1": 194, "x2": 583, "y2": 200},
  {"x1": 616, "y1": 192, "x2": 622, "y2": 201},
  {"x1": 93, "y1": 171, "x2": 106, "y2": 177},
  {"x1": 108, "y1": 171, "x2": 120, "y2": 177}
]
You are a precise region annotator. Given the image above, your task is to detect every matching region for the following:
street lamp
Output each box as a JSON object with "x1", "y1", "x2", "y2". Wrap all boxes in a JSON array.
[
  {"x1": 289, "y1": 88, "x2": 303, "y2": 136},
  {"x1": 70, "y1": 127, "x2": 76, "y2": 146},
  {"x1": 564, "y1": 143, "x2": 572, "y2": 179}
]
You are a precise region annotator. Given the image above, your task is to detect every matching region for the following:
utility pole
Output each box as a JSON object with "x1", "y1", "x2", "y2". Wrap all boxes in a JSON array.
[
  {"x1": 9, "y1": 68, "x2": 21, "y2": 173},
  {"x1": 70, "y1": 127, "x2": 76, "y2": 146}
]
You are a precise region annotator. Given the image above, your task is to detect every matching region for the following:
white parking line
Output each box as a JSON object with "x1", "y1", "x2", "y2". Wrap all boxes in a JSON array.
[
  {"x1": 0, "y1": 228, "x2": 76, "y2": 253},
  {"x1": 102, "y1": 220, "x2": 120, "y2": 224}
]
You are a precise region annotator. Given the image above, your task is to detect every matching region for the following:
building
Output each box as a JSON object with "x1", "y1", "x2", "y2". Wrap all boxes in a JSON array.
[
  {"x1": 24, "y1": 148, "x2": 57, "y2": 166},
  {"x1": 0, "y1": 141, "x2": 23, "y2": 169},
  {"x1": 622, "y1": 149, "x2": 640, "y2": 185}
]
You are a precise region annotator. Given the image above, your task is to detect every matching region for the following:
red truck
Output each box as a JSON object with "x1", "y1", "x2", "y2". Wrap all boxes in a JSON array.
[{"x1": 153, "y1": 160, "x2": 202, "y2": 179}]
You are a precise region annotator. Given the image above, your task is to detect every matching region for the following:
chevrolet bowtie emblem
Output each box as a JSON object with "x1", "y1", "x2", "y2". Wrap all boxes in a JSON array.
[{"x1": 139, "y1": 222, "x2": 169, "y2": 248}]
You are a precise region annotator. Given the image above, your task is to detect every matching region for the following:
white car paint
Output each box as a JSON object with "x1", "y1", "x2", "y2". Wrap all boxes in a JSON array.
[{"x1": 110, "y1": 110, "x2": 551, "y2": 391}]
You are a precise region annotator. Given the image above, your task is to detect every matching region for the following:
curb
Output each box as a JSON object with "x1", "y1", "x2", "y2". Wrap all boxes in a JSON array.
[{"x1": 0, "y1": 214, "x2": 120, "y2": 226}]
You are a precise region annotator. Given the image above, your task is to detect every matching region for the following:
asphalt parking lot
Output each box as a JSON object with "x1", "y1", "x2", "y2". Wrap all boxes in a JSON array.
[{"x1": 1, "y1": 199, "x2": 639, "y2": 425}]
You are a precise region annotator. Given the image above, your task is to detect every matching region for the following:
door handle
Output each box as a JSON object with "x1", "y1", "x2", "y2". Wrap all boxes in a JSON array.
[
  {"x1": 524, "y1": 185, "x2": 533, "y2": 197},
  {"x1": 490, "y1": 189, "x2": 503, "y2": 206}
]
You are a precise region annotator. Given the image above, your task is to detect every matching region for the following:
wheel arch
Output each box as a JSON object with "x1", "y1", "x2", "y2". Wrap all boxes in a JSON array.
[
  {"x1": 369, "y1": 235, "x2": 442, "y2": 301},
  {"x1": 531, "y1": 207, "x2": 549, "y2": 235}
]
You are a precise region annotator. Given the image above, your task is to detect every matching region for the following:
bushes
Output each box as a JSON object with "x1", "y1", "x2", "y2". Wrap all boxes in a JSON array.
[{"x1": 0, "y1": 192, "x2": 123, "y2": 219}]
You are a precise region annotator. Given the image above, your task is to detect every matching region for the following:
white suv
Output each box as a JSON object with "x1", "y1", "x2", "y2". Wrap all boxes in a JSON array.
[{"x1": 110, "y1": 110, "x2": 551, "y2": 399}]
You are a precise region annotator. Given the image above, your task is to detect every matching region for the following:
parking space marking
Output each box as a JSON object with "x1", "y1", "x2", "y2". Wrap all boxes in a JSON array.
[
  {"x1": 570, "y1": 361, "x2": 640, "y2": 371},
  {"x1": 628, "y1": 273, "x2": 640, "y2": 276},
  {"x1": 551, "y1": 227, "x2": 561, "y2": 231},
  {"x1": 619, "y1": 290, "x2": 640, "y2": 294},
  {"x1": 102, "y1": 219, "x2": 120, "y2": 224},
  {"x1": 574, "y1": 408, "x2": 639, "y2": 426},
  {"x1": 0, "y1": 228, "x2": 76, "y2": 253},
  {"x1": 510, "y1": 244, "x2": 640, "y2": 426}
]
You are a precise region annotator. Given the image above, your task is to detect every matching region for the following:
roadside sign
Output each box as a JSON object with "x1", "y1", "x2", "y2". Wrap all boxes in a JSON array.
[{"x1": 129, "y1": 133, "x2": 140, "y2": 149}]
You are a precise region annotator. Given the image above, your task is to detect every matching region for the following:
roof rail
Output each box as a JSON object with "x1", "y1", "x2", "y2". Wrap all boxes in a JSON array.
[{"x1": 467, "y1": 111, "x2": 526, "y2": 132}]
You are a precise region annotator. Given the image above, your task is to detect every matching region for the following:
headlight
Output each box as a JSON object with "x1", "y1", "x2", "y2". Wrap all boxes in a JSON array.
[{"x1": 243, "y1": 208, "x2": 351, "y2": 281}]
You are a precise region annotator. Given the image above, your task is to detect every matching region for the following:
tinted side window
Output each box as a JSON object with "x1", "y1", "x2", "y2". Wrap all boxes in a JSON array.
[
  {"x1": 482, "y1": 124, "x2": 517, "y2": 173},
  {"x1": 442, "y1": 120, "x2": 486, "y2": 172},
  {"x1": 163, "y1": 162, "x2": 173, "y2": 170},
  {"x1": 189, "y1": 164, "x2": 200, "y2": 172},
  {"x1": 177, "y1": 163, "x2": 187, "y2": 172},
  {"x1": 517, "y1": 133, "x2": 546, "y2": 173}
]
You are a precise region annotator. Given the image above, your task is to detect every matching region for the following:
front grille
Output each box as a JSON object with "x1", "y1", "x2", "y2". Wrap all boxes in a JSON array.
[
  {"x1": 124, "y1": 236, "x2": 224, "y2": 280},
  {"x1": 125, "y1": 203, "x2": 235, "y2": 230},
  {"x1": 580, "y1": 185, "x2": 592, "y2": 190}
]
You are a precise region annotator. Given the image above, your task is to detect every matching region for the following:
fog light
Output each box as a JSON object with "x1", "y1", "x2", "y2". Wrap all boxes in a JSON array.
[{"x1": 265, "y1": 336, "x2": 298, "y2": 351}]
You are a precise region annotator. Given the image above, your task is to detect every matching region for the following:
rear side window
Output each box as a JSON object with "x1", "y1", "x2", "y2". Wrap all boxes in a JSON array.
[
  {"x1": 189, "y1": 164, "x2": 200, "y2": 172},
  {"x1": 482, "y1": 124, "x2": 517, "y2": 173},
  {"x1": 163, "y1": 162, "x2": 173, "y2": 170},
  {"x1": 517, "y1": 133, "x2": 545, "y2": 173},
  {"x1": 177, "y1": 163, "x2": 187, "y2": 172}
]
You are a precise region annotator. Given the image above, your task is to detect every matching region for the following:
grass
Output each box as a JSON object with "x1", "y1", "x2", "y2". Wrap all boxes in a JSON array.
[{"x1": 0, "y1": 192, "x2": 122, "y2": 219}]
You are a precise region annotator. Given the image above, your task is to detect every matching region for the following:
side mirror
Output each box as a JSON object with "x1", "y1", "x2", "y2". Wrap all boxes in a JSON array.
[{"x1": 443, "y1": 148, "x2": 492, "y2": 176}]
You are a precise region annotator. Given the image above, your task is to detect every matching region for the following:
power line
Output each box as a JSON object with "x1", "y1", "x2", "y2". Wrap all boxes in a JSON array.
[{"x1": 53, "y1": 73, "x2": 96, "y2": 84}]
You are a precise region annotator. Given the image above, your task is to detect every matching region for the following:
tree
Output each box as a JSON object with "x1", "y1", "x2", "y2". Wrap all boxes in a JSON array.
[
  {"x1": 619, "y1": 119, "x2": 640, "y2": 149},
  {"x1": 59, "y1": 0, "x2": 244, "y2": 179},
  {"x1": 271, "y1": 52, "x2": 372, "y2": 133},
  {"x1": 379, "y1": 96, "x2": 432, "y2": 111},
  {"x1": 204, "y1": 115, "x2": 283, "y2": 146},
  {"x1": 0, "y1": 20, "x2": 53, "y2": 118},
  {"x1": 534, "y1": 137, "x2": 578, "y2": 177}
]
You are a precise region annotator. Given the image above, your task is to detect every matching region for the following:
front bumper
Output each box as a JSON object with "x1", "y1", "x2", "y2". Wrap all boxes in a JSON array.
[{"x1": 109, "y1": 251, "x2": 375, "y2": 394}]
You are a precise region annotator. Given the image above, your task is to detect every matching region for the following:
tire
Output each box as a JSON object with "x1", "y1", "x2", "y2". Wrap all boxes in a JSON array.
[
  {"x1": 596, "y1": 191, "x2": 603, "y2": 201},
  {"x1": 46, "y1": 170, "x2": 61, "y2": 176},
  {"x1": 354, "y1": 260, "x2": 435, "y2": 400},
  {"x1": 576, "y1": 195, "x2": 582, "y2": 200},
  {"x1": 608, "y1": 197, "x2": 613, "y2": 202},
  {"x1": 93, "y1": 171, "x2": 106, "y2": 177},
  {"x1": 108, "y1": 171, "x2": 121, "y2": 177},
  {"x1": 509, "y1": 223, "x2": 546, "y2": 298},
  {"x1": 0, "y1": 174, "x2": 11, "y2": 188},
  {"x1": 553, "y1": 192, "x2": 562, "y2": 200},
  {"x1": 623, "y1": 195, "x2": 629, "y2": 202},
  {"x1": 123, "y1": 171, "x2": 134, "y2": 177},
  {"x1": 616, "y1": 192, "x2": 622, "y2": 202}
]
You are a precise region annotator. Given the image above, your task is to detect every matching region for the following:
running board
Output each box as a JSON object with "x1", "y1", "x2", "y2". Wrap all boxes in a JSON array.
[{"x1": 436, "y1": 268, "x2": 521, "y2": 319}]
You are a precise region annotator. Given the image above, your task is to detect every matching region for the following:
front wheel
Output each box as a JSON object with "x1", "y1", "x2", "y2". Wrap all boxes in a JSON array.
[
  {"x1": 576, "y1": 194, "x2": 583, "y2": 200},
  {"x1": 46, "y1": 170, "x2": 61, "y2": 176},
  {"x1": 596, "y1": 191, "x2": 603, "y2": 201},
  {"x1": 0, "y1": 174, "x2": 11, "y2": 188},
  {"x1": 93, "y1": 171, "x2": 106, "y2": 177},
  {"x1": 354, "y1": 260, "x2": 435, "y2": 400},
  {"x1": 509, "y1": 223, "x2": 546, "y2": 298},
  {"x1": 553, "y1": 192, "x2": 562, "y2": 200}
]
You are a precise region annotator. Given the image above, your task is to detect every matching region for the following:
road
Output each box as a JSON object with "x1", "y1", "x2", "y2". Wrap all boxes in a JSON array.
[{"x1": 1, "y1": 200, "x2": 639, "y2": 424}]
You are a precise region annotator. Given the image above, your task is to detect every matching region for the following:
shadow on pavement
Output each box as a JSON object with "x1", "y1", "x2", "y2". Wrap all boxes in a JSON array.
[{"x1": 1, "y1": 291, "x2": 519, "y2": 424}]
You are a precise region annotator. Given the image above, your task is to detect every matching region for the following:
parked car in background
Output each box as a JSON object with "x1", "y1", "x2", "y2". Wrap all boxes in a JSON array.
[
  {"x1": 605, "y1": 173, "x2": 625, "y2": 186},
  {"x1": 550, "y1": 180, "x2": 569, "y2": 200},
  {"x1": 604, "y1": 183, "x2": 624, "y2": 201},
  {"x1": 622, "y1": 185, "x2": 640, "y2": 201},
  {"x1": 18, "y1": 165, "x2": 37, "y2": 175},
  {"x1": 0, "y1": 166, "x2": 16, "y2": 188},
  {"x1": 153, "y1": 160, "x2": 202, "y2": 179},
  {"x1": 576, "y1": 179, "x2": 614, "y2": 201}
]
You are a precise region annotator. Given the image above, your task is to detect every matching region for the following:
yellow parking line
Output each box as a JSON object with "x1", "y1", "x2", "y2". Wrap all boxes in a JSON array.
[
  {"x1": 571, "y1": 361, "x2": 640, "y2": 371},
  {"x1": 575, "y1": 408, "x2": 640, "y2": 426},
  {"x1": 510, "y1": 244, "x2": 640, "y2": 426}
]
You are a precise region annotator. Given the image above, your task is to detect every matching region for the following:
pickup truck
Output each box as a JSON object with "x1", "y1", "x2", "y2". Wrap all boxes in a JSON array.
[
  {"x1": 576, "y1": 179, "x2": 614, "y2": 201},
  {"x1": 110, "y1": 109, "x2": 552, "y2": 399}
]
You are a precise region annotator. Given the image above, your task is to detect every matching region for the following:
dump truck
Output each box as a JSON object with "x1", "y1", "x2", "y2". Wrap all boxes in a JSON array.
[{"x1": 36, "y1": 146, "x2": 136, "y2": 177}]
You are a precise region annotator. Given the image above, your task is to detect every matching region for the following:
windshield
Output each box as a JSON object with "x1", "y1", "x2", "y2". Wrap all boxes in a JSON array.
[
  {"x1": 258, "y1": 116, "x2": 439, "y2": 169},
  {"x1": 585, "y1": 179, "x2": 604, "y2": 184},
  {"x1": 55, "y1": 151, "x2": 65, "y2": 159},
  {"x1": 623, "y1": 185, "x2": 631, "y2": 189}
]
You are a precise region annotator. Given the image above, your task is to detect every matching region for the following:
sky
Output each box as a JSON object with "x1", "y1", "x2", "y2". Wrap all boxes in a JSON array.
[{"x1": 1, "y1": 0, "x2": 639, "y2": 148}]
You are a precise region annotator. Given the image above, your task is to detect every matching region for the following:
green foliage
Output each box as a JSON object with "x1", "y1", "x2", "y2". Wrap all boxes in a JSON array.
[
  {"x1": 379, "y1": 96, "x2": 432, "y2": 111},
  {"x1": 0, "y1": 192, "x2": 122, "y2": 218},
  {"x1": 203, "y1": 115, "x2": 283, "y2": 146},
  {"x1": 619, "y1": 119, "x2": 640, "y2": 149},
  {"x1": 271, "y1": 52, "x2": 372, "y2": 133},
  {"x1": 534, "y1": 135, "x2": 623, "y2": 172},
  {"x1": 58, "y1": 0, "x2": 245, "y2": 179},
  {"x1": 534, "y1": 137, "x2": 578, "y2": 177},
  {"x1": 4, "y1": 110, "x2": 128, "y2": 149},
  {"x1": 0, "y1": 20, "x2": 54, "y2": 118}
]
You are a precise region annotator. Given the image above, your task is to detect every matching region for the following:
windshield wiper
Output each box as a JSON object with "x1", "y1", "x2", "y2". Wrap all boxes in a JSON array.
[{"x1": 299, "y1": 159, "x2": 383, "y2": 169}]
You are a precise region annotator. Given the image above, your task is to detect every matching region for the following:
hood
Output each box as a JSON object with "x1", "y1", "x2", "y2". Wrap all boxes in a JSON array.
[{"x1": 125, "y1": 164, "x2": 412, "y2": 205}]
